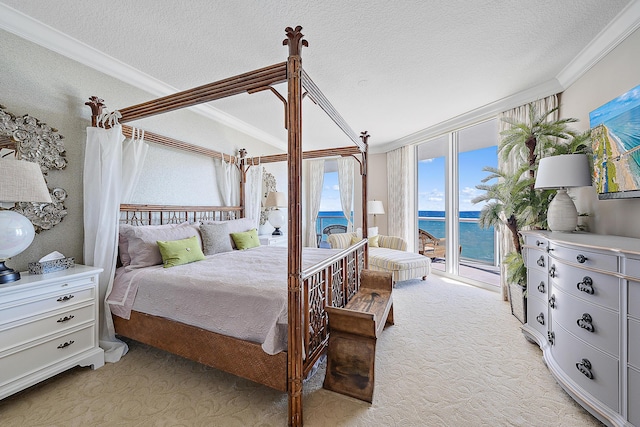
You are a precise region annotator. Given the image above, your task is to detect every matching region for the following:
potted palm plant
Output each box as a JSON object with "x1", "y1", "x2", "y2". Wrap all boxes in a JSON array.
[{"x1": 473, "y1": 104, "x2": 591, "y2": 323}]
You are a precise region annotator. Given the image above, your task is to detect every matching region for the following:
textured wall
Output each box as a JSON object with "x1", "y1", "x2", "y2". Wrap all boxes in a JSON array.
[
  {"x1": 561, "y1": 27, "x2": 640, "y2": 238},
  {"x1": 0, "y1": 30, "x2": 281, "y2": 271}
]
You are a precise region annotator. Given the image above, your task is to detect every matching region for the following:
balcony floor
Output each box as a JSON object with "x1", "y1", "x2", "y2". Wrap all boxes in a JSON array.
[{"x1": 429, "y1": 258, "x2": 500, "y2": 288}]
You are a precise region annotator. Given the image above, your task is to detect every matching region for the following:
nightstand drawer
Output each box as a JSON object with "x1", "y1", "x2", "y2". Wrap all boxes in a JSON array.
[
  {"x1": 527, "y1": 268, "x2": 548, "y2": 300},
  {"x1": 551, "y1": 288, "x2": 619, "y2": 357},
  {"x1": 550, "y1": 262, "x2": 619, "y2": 311},
  {"x1": 549, "y1": 243, "x2": 617, "y2": 272},
  {"x1": 1, "y1": 286, "x2": 95, "y2": 326},
  {"x1": 551, "y1": 324, "x2": 618, "y2": 410},
  {"x1": 0, "y1": 325, "x2": 96, "y2": 387},
  {"x1": 0, "y1": 304, "x2": 95, "y2": 352}
]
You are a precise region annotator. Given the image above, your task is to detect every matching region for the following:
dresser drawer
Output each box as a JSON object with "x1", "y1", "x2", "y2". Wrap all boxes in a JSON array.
[
  {"x1": 551, "y1": 288, "x2": 619, "y2": 357},
  {"x1": 527, "y1": 294, "x2": 548, "y2": 338},
  {"x1": 630, "y1": 281, "x2": 640, "y2": 319},
  {"x1": 550, "y1": 262, "x2": 619, "y2": 311},
  {"x1": 0, "y1": 325, "x2": 96, "y2": 387},
  {"x1": 0, "y1": 304, "x2": 95, "y2": 352},
  {"x1": 1, "y1": 286, "x2": 95, "y2": 326},
  {"x1": 527, "y1": 268, "x2": 548, "y2": 301},
  {"x1": 549, "y1": 242, "x2": 617, "y2": 272},
  {"x1": 626, "y1": 257, "x2": 640, "y2": 281},
  {"x1": 630, "y1": 318, "x2": 640, "y2": 369},
  {"x1": 523, "y1": 234, "x2": 548, "y2": 250},
  {"x1": 525, "y1": 247, "x2": 548, "y2": 273},
  {"x1": 629, "y1": 367, "x2": 640, "y2": 427},
  {"x1": 551, "y1": 324, "x2": 618, "y2": 410}
]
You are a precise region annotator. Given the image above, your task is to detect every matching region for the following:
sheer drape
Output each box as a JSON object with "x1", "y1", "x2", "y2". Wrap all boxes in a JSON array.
[
  {"x1": 337, "y1": 157, "x2": 354, "y2": 231},
  {"x1": 497, "y1": 95, "x2": 558, "y2": 300},
  {"x1": 216, "y1": 157, "x2": 239, "y2": 209},
  {"x1": 307, "y1": 160, "x2": 325, "y2": 247},
  {"x1": 387, "y1": 145, "x2": 412, "y2": 243},
  {"x1": 121, "y1": 128, "x2": 148, "y2": 203},
  {"x1": 245, "y1": 164, "x2": 263, "y2": 229}
]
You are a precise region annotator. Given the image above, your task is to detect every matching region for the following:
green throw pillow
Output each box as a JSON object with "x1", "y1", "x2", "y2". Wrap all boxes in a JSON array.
[
  {"x1": 230, "y1": 228, "x2": 260, "y2": 250},
  {"x1": 157, "y1": 235, "x2": 205, "y2": 268},
  {"x1": 350, "y1": 234, "x2": 379, "y2": 247}
]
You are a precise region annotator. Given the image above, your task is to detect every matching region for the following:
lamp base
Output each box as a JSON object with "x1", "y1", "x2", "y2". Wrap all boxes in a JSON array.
[
  {"x1": 272, "y1": 228, "x2": 283, "y2": 236},
  {"x1": 0, "y1": 260, "x2": 20, "y2": 284},
  {"x1": 547, "y1": 189, "x2": 578, "y2": 232}
]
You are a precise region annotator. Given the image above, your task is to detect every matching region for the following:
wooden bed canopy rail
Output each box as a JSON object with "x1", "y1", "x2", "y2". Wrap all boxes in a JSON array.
[{"x1": 88, "y1": 26, "x2": 369, "y2": 426}]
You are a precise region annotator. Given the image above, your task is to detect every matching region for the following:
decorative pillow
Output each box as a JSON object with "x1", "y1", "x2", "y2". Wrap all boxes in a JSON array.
[
  {"x1": 202, "y1": 218, "x2": 255, "y2": 249},
  {"x1": 157, "y1": 236, "x2": 205, "y2": 268},
  {"x1": 327, "y1": 232, "x2": 357, "y2": 249},
  {"x1": 121, "y1": 222, "x2": 199, "y2": 268},
  {"x1": 118, "y1": 224, "x2": 133, "y2": 266},
  {"x1": 230, "y1": 228, "x2": 260, "y2": 250},
  {"x1": 199, "y1": 223, "x2": 233, "y2": 255},
  {"x1": 350, "y1": 234, "x2": 379, "y2": 247}
]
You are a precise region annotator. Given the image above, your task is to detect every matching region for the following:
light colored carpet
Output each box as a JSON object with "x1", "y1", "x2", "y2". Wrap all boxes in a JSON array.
[{"x1": 0, "y1": 275, "x2": 602, "y2": 426}]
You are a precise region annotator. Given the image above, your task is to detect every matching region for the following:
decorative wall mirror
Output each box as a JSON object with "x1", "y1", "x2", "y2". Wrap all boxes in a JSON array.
[
  {"x1": 0, "y1": 104, "x2": 68, "y2": 232},
  {"x1": 260, "y1": 169, "x2": 276, "y2": 225}
]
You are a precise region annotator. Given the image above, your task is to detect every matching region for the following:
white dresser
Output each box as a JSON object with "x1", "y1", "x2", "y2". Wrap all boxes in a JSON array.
[
  {"x1": 0, "y1": 265, "x2": 104, "y2": 399},
  {"x1": 521, "y1": 231, "x2": 640, "y2": 427},
  {"x1": 259, "y1": 234, "x2": 287, "y2": 247}
]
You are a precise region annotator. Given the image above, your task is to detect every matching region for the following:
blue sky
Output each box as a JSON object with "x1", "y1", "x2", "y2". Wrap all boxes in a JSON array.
[
  {"x1": 319, "y1": 145, "x2": 497, "y2": 212},
  {"x1": 589, "y1": 83, "x2": 640, "y2": 127}
]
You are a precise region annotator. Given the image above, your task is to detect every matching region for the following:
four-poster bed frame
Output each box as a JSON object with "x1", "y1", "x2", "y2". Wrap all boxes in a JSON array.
[{"x1": 87, "y1": 26, "x2": 371, "y2": 426}]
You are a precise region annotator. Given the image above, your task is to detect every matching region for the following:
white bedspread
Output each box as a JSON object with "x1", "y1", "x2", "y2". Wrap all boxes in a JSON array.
[{"x1": 107, "y1": 246, "x2": 339, "y2": 355}]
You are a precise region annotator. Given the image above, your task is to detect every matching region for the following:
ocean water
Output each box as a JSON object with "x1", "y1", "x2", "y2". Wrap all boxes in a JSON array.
[
  {"x1": 317, "y1": 210, "x2": 495, "y2": 264},
  {"x1": 605, "y1": 103, "x2": 640, "y2": 188}
]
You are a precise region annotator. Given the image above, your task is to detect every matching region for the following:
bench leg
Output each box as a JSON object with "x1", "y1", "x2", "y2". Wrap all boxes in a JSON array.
[
  {"x1": 386, "y1": 303, "x2": 394, "y2": 326},
  {"x1": 323, "y1": 331, "x2": 376, "y2": 403}
]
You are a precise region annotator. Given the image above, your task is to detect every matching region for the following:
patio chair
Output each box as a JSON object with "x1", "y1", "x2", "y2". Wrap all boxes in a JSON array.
[{"x1": 418, "y1": 229, "x2": 447, "y2": 260}]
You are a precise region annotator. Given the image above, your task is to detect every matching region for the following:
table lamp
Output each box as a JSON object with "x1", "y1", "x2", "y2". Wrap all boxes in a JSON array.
[
  {"x1": 265, "y1": 191, "x2": 287, "y2": 236},
  {"x1": 0, "y1": 158, "x2": 52, "y2": 283},
  {"x1": 367, "y1": 200, "x2": 385, "y2": 235},
  {"x1": 534, "y1": 154, "x2": 592, "y2": 232}
]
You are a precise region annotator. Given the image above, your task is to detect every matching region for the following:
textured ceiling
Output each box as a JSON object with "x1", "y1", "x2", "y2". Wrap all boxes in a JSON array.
[{"x1": 0, "y1": 0, "x2": 636, "y2": 152}]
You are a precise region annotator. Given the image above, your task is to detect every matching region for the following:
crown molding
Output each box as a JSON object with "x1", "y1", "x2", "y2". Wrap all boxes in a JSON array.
[{"x1": 0, "y1": 3, "x2": 287, "y2": 151}]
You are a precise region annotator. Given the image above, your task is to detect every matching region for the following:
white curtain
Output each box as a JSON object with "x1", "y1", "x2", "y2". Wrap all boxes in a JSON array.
[
  {"x1": 498, "y1": 95, "x2": 558, "y2": 300},
  {"x1": 245, "y1": 164, "x2": 263, "y2": 229},
  {"x1": 216, "y1": 157, "x2": 240, "y2": 208},
  {"x1": 387, "y1": 145, "x2": 412, "y2": 243},
  {"x1": 337, "y1": 157, "x2": 355, "y2": 231},
  {"x1": 307, "y1": 160, "x2": 325, "y2": 247},
  {"x1": 121, "y1": 128, "x2": 148, "y2": 203},
  {"x1": 83, "y1": 126, "x2": 126, "y2": 363}
]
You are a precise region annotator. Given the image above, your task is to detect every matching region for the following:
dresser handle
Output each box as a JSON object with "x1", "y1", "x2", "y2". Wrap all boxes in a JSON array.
[
  {"x1": 577, "y1": 313, "x2": 595, "y2": 332},
  {"x1": 549, "y1": 294, "x2": 556, "y2": 309},
  {"x1": 536, "y1": 313, "x2": 545, "y2": 325},
  {"x1": 56, "y1": 295, "x2": 75, "y2": 302},
  {"x1": 549, "y1": 265, "x2": 556, "y2": 278},
  {"x1": 576, "y1": 358, "x2": 594, "y2": 379},
  {"x1": 57, "y1": 340, "x2": 75, "y2": 349},
  {"x1": 56, "y1": 315, "x2": 75, "y2": 323},
  {"x1": 577, "y1": 277, "x2": 594, "y2": 295},
  {"x1": 536, "y1": 256, "x2": 545, "y2": 267},
  {"x1": 537, "y1": 281, "x2": 545, "y2": 293},
  {"x1": 536, "y1": 240, "x2": 544, "y2": 247},
  {"x1": 576, "y1": 254, "x2": 588, "y2": 264},
  {"x1": 547, "y1": 331, "x2": 555, "y2": 345}
]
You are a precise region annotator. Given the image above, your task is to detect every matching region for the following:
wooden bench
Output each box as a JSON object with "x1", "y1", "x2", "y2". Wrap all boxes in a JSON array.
[{"x1": 323, "y1": 269, "x2": 394, "y2": 402}]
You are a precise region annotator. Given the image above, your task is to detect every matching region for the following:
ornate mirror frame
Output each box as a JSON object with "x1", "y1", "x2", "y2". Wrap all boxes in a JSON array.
[{"x1": 0, "y1": 104, "x2": 68, "y2": 232}]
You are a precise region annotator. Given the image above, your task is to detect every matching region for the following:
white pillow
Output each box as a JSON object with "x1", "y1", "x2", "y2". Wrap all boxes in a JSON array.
[
  {"x1": 199, "y1": 223, "x2": 233, "y2": 255},
  {"x1": 203, "y1": 218, "x2": 255, "y2": 249},
  {"x1": 121, "y1": 222, "x2": 199, "y2": 268}
]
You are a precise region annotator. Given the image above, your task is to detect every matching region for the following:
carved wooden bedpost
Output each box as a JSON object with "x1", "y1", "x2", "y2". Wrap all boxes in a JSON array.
[
  {"x1": 85, "y1": 96, "x2": 105, "y2": 127},
  {"x1": 284, "y1": 25, "x2": 307, "y2": 427},
  {"x1": 361, "y1": 131, "x2": 370, "y2": 266}
]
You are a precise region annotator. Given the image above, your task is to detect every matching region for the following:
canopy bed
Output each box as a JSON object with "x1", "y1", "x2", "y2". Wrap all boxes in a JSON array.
[{"x1": 85, "y1": 26, "x2": 371, "y2": 426}]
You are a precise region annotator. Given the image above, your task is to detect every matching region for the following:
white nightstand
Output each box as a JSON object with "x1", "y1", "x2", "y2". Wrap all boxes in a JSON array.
[
  {"x1": 259, "y1": 234, "x2": 287, "y2": 247},
  {"x1": 0, "y1": 265, "x2": 105, "y2": 399}
]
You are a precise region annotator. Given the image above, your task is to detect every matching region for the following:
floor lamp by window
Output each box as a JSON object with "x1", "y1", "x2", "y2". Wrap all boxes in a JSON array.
[
  {"x1": 367, "y1": 200, "x2": 385, "y2": 236},
  {"x1": 0, "y1": 159, "x2": 52, "y2": 284},
  {"x1": 265, "y1": 191, "x2": 286, "y2": 236},
  {"x1": 534, "y1": 154, "x2": 592, "y2": 232}
]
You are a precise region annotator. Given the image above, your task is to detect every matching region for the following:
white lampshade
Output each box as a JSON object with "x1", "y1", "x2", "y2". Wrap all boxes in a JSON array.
[
  {"x1": 0, "y1": 158, "x2": 52, "y2": 284},
  {"x1": 367, "y1": 200, "x2": 385, "y2": 215},
  {"x1": 265, "y1": 191, "x2": 286, "y2": 208},
  {"x1": 534, "y1": 154, "x2": 592, "y2": 233}
]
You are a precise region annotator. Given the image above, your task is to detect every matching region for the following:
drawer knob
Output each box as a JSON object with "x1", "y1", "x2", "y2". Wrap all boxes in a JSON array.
[
  {"x1": 547, "y1": 331, "x2": 555, "y2": 345},
  {"x1": 577, "y1": 313, "x2": 595, "y2": 333},
  {"x1": 537, "y1": 281, "x2": 545, "y2": 293},
  {"x1": 57, "y1": 340, "x2": 75, "y2": 349},
  {"x1": 576, "y1": 358, "x2": 594, "y2": 380},
  {"x1": 536, "y1": 313, "x2": 545, "y2": 325},
  {"x1": 549, "y1": 294, "x2": 556, "y2": 309},
  {"x1": 576, "y1": 254, "x2": 588, "y2": 264},
  {"x1": 536, "y1": 240, "x2": 544, "y2": 247},
  {"x1": 56, "y1": 315, "x2": 75, "y2": 323},
  {"x1": 56, "y1": 295, "x2": 75, "y2": 302},
  {"x1": 549, "y1": 265, "x2": 556, "y2": 278},
  {"x1": 536, "y1": 256, "x2": 545, "y2": 267},
  {"x1": 576, "y1": 276, "x2": 594, "y2": 295}
]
